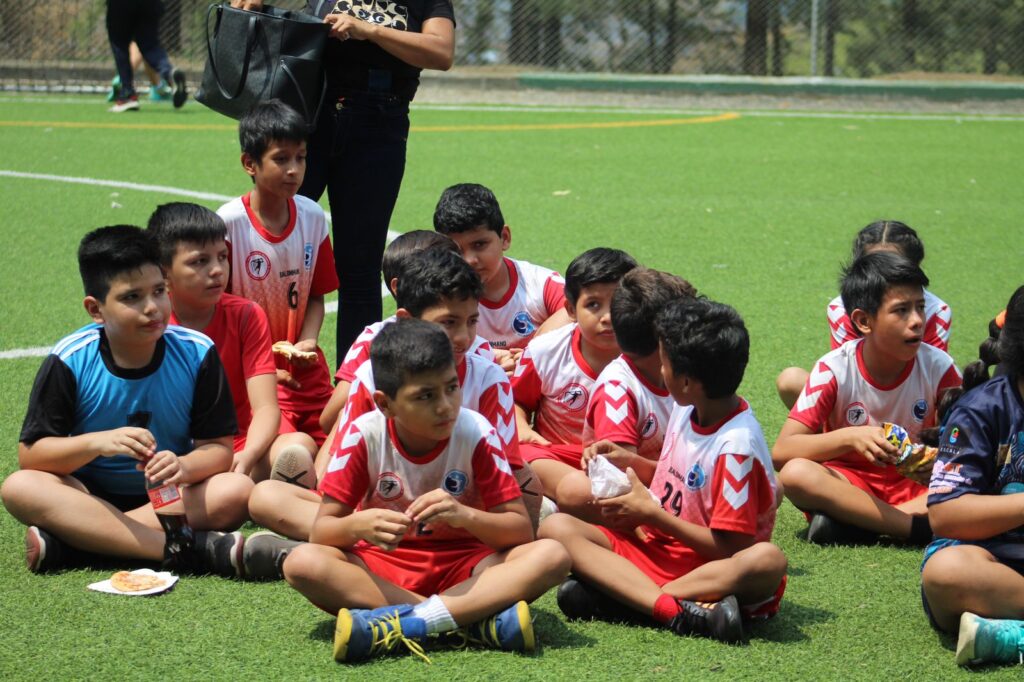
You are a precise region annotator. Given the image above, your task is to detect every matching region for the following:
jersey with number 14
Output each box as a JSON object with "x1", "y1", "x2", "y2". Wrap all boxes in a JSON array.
[
  {"x1": 645, "y1": 400, "x2": 778, "y2": 545},
  {"x1": 218, "y1": 193, "x2": 338, "y2": 343}
]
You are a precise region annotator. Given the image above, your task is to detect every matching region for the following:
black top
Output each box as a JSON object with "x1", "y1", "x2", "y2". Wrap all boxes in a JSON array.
[{"x1": 308, "y1": 0, "x2": 455, "y2": 100}]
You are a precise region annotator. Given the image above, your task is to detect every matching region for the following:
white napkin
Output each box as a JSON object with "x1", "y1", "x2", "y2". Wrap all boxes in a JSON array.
[
  {"x1": 588, "y1": 455, "x2": 633, "y2": 499},
  {"x1": 87, "y1": 568, "x2": 178, "y2": 596}
]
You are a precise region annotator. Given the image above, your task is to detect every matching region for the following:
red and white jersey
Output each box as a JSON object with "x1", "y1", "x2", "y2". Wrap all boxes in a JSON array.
[
  {"x1": 512, "y1": 324, "x2": 599, "y2": 445},
  {"x1": 219, "y1": 193, "x2": 339, "y2": 344},
  {"x1": 320, "y1": 408, "x2": 520, "y2": 549},
  {"x1": 335, "y1": 314, "x2": 493, "y2": 383},
  {"x1": 343, "y1": 352, "x2": 522, "y2": 467},
  {"x1": 478, "y1": 257, "x2": 566, "y2": 350},
  {"x1": 646, "y1": 400, "x2": 778, "y2": 543},
  {"x1": 827, "y1": 289, "x2": 952, "y2": 352},
  {"x1": 789, "y1": 339, "x2": 962, "y2": 467},
  {"x1": 583, "y1": 355, "x2": 675, "y2": 460}
]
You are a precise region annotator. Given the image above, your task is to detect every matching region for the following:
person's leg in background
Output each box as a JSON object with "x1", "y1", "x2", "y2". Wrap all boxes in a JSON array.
[
  {"x1": 132, "y1": 0, "x2": 187, "y2": 108},
  {"x1": 106, "y1": 0, "x2": 139, "y2": 110}
]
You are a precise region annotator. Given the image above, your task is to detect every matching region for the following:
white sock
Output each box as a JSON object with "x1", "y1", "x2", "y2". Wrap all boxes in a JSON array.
[{"x1": 411, "y1": 595, "x2": 457, "y2": 634}]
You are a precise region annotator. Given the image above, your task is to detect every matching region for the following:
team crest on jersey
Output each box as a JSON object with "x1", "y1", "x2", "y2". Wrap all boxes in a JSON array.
[
  {"x1": 512, "y1": 311, "x2": 536, "y2": 337},
  {"x1": 376, "y1": 472, "x2": 403, "y2": 500},
  {"x1": 443, "y1": 469, "x2": 469, "y2": 496},
  {"x1": 846, "y1": 402, "x2": 868, "y2": 426},
  {"x1": 912, "y1": 399, "x2": 928, "y2": 422},
  {"x1": 685, "y1": 463, "x2": 706, "y2": 491},
  {"x1": 303, "y1": 243, "x2": 314, "y2": 271},
  {"x1": 245, "y1": 251, "x2": 271, "y2": 281},
  {"x1": 557, "y1": 383, "x2": 590, "y2": 412},
  {"x1": 641, "y1": 412, "x2": 658, "y2": 440}
]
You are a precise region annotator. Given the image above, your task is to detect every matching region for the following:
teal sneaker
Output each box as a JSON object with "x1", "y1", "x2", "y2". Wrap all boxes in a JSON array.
[
  {"x1": 334, "y1": 605, "x2": 430, "y2": 663},
  {"x1": 956, "y1": 612, "x2": 1024, "y2": 666},
  {"x1": 461, "y1": 601, "x2": 535, "y2": 653},
  {"x1": 149, "y1": 80, "x2": 172, "y2": 102},
  {"x1": 106, "y1": 76, "x2": 121, "y2": 103}
]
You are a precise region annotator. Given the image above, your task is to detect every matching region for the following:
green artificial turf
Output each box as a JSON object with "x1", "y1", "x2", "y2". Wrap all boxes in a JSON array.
[{"x1": 0, "y1": 93, "x2": 1022, "y2": 679}]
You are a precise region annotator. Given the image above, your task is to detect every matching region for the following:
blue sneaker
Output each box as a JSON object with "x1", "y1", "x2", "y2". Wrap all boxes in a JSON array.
[
  {"x1": 106, "y1": 76, "x2": 121, "y2": 103},
  {"x1": 334, "y1": 604, "x2": 430, "y2": 663},
  {"x1": 461, "y1": 601, "x2": 535, "y2": 653},
  {"x1": 149, "y1": 80, "x2": 172, "y2": 102},
  {"x1": 956, "y1": 612, "x2": 1024, "y2": 666}
]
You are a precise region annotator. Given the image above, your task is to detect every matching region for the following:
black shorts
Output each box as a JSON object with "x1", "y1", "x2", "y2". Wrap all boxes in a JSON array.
[{"x1": 72, "y1": 473, "x2": 150, "y2": 513}]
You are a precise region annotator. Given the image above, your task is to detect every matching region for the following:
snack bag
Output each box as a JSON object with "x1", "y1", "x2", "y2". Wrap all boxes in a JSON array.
[
  {"x1": 883, "y1": 422, "x2": 938, "y2": 485},
  {"x1": 588, "y1": 455, "x2": 632, "y2": 499}
]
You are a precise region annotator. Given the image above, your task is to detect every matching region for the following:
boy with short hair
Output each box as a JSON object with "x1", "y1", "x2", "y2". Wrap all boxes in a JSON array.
[
  {"x1": 1, "y1": 226, "x2": 252, "y2": 575},
  {"x1": 283, "y1": 319, "x2": 571, "y2": 662},
  {"x1": 217, "y1": 99, "x2": 339, "y2": 490},
  {"x1": 513, "y1": 247, "x2": 637, "y2": 499},
  {"x1": 248, "y1": 249, "x2": 542, "y2": 551},
  {"x1": 433, "y1": 183, "x2": 570, "y2": 351},
  {"x1": 558, "y1": 268, "x2": 698, "y2": 515},
  {"x1": 147, "y1": 202, "x2": 281, "y2": 481},
  {"x1": 540, "y1": 297, "x2": 787, "y2": 643},
  {"x1": 774, "y1": 251, "x2": 962, "y2": 545}
]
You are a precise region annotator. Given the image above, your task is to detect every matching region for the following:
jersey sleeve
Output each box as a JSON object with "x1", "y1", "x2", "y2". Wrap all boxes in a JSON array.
[
  {"x1": 923, "y1": 303, "x2": 952, "y2": 352},
  {"x1": 476, "y1": 378, "x2": 522, "y2": 467},
  {"x1": 336, "y1": 333, "x2": 372, "y2": 383},
  {"x1": 239, "y1": 301, "x2": 276, "y2": 379},
  {"x1": 19, "y1": 355, "x2": 78, "y2": 444},
  {"x1": 707, "y1": 455, "x2": 774, "y2": 535},
  {"x1": 344, "y1": 380, "x2": 377, "y2": 425},
  {"x1": 928, "y1": 403, "x2": 994, "y2": 506},
  {"x1": 309, "y1": 236, "x2": 340, "y2": 296},
  {"x1": 511, "y1": 347, "x2": 543, "y2": 412},
  {"x1": 319, "y1": 421, "x2": 371, "y2": 508},
  {"x1": 587, "y1": 381, "x2": 642, "y2": 447},
  {"x1": 787, "y1": 361, "x2": 838, "y2": 432},
  {"x1": 542, "y1": 274, "x2": 567, "y2": 316},
  {"x1": 470, "y1": 432, "x2": 521, "y2": 509},
  {"x1": 190, "y1": 348, "x2": 239, "y2": 441}
]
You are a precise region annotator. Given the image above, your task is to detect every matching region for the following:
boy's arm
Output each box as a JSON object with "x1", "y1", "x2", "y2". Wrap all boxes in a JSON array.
[
  {"x1": 406, "y1": 492, "x2": 533, "y2": 550},
  {"x1": 310, "y1": 495, "x2": 413, "y2": 551},
  {"x1": 153, "y1": 436, "x2": 233, "y2": 485},
  {"x1": 771, "y1": 419, "x2": 896, "y2": 467},
  {"x1": 511, "y1": 347, "x2": 549, "y2": 445},
  {"x1": 19, "y1": 429, "x2": 156, "y2": 475},
  {"x1": 292, "y1": 295, "x2": 326, "y2": 359},
  {"x1": 535, "y1": 308, "x2": 571, "y2": 338},
  {"x1": 515, "y1": 405, "x2": 550, "y2": 446},
  {"x1": 233, "y1": 373, "x2": 280, "y2": 475},
  {"x1": 320, "y1": 379, "x2": 351, "y2": 435},
  {"x1": 930, "y1": 494, "x2": 1024, "y2": 540}
]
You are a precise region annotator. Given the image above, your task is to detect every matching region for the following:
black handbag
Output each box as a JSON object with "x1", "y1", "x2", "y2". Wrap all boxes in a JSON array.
[{"x1": 195, "y1": 3, "x2": 329, "y2": 130}]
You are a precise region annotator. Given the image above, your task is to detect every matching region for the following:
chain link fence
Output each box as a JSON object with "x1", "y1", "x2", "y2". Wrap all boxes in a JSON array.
[{"x1": 3, "y1": 0, "x2": 1024, "y2": 92}]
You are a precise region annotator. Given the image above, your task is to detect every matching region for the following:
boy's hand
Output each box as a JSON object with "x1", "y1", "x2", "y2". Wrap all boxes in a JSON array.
[
  {"x1": 582, "y1": 440, "x2": 634, "y2": 470},
  {"x1": 351, "y1": 508, "x2": 412, "y2": 551},
  {"x1": 406, "y1": 489, "x2": 468, "y2": 529},
  {"x1": 94, "y1": 427, "x2": 157, "y2": 461},
  {"x1": 518, "y1": 424, "x2": 551, "y2": 447},
  {"x1": 142, "y1": 450, "x2": 186, "y2": 486},
  {"x1": 276, "y1": 368, "x2": 301, "y2": 390},
  {"x1": 595, "y1": 468, "x2": 658, "y2": 528},
  {"x1": 492, "y1": 348, "x2": 518, "y2": 376},
  {"x1": 847, "y1": 426, "x2": 898, "y2": 465},
  {"x1": 231, "y1": 449, "x2": 260, "y2": 476},
  {"x1": 289, "y1": 339, "x2": 320, "y2": 367}
]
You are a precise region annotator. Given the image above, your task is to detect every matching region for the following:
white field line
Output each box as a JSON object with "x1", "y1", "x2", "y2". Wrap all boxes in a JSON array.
[{"x1": 0, "y1": 170, "x2": 394, "y2": 359}]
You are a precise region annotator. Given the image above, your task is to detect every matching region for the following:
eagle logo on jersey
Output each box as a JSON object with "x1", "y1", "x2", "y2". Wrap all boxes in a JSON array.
[
  {"x1": 557, "y1": 383, "x2": 590, "y2": 412},
  {"x1": 912, "y1": 399, "x2": 928, "y2": 422},
  {"x1": 846, "y1": 402, "x2": 868, "y2": 426},
  {"x1": 303, "y1": 243, "x2": 314, "y2": 271},
  {"x1": 376, "y1": 472, "x2": 403, "y2": 500},
  {"x1": 512, "y1": 311, "x2": 537, "y2": 337},
  {"x1": 443, "y1": 470, "x2": 468, "y2": 496},
  {"x1": 245, "y1": 251, "x2": 271, "y2": 281},
  {"x1": 641, "y1": 412, "x2": 658, "y2": 440},
  {"x1": 685, "y1": 463, "x2": 706, "y2": 491}
]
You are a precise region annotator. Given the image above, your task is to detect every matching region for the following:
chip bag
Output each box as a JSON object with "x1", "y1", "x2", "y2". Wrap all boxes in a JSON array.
[{"x1": 883, "y1": 422, "x2": 938, "y2": 485}]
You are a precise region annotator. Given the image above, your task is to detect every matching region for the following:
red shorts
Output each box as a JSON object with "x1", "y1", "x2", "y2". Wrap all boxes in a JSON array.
[
  {"x1": 521, "y1": 442, "x2": 583, "y2": 468},
  {"x1": 598, "y1": 526, "x2": 705, "y2": 587},
  {"x1": 824, "y1": 461, "x2": 926, "y2": 506},
  {"x1": 279, "y1": 407, "x2": 327, "y2": 446},
  {"x1": 349, "y1": 541, "x2": 495, "y2": 596}
]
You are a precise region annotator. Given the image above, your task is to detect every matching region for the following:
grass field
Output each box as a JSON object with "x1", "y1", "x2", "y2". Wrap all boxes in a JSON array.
[{"x1": 1, "y1": 91, "x2": 1023, "y2": 680}]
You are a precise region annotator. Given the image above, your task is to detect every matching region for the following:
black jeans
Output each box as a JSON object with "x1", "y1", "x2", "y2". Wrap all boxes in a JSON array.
[
  {"x1": 105, "y1": 0, "x2": 173, "y2": 98},
  {"x1": 299, "y1": 90, "x2": 411, "y2": 366}
]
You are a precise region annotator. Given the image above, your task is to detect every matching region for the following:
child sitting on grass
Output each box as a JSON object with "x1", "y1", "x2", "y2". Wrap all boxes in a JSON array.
[
  {"x1": 539, "y1": 297, "x2": 787, "y2": 643},
  {"x1": 2, "y1": 226, "x2": 251, "y2": 576},
  {"x1": 283, "y1": 319, "x2": 570, "y2": 663}
]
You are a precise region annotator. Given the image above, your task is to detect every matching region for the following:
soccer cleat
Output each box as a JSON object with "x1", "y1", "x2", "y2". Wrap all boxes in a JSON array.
[
  {"x1": 270, "y1": 444, "x2": 317, "y2": 490},
  {"x1": 242, "y1": 531, "x2": 302, "y2": 581},
  {"x1": 163, "y1": 530, "x2": 244, "y2": 577},
  {"x1": 149, "y1": 80, "x2": 172, "y2": 102},
  {"x1": 669, "y1": 595, "x2": 744, "y2": 643},
  {"x1": 106, "y1": 75, "x2": 121, "y2": 103},
  {"x1": 956, "y1": 612, "x2": 1024, "y2": 666},
  {"x1": 109, "y1": 95, "x2": 139, "y2": 113},
  {"x1": 806, "y1": 513, "x2": 879, "y2": 546},
  {"x1": 461, "y1": 601, "x2": 535, "y2": 653},
  {"x1": 334, "y1": 605, "x2": 430, "y2": 663},
  {"x1": 171, "y1": 68, "x2": 188, "y2": 108},
  {"x1": 25, "y1": 526, "x2": 66, "y2": 573},
  {"x1": 556, "y1": 577, "x2": 644, "y2": 623}
]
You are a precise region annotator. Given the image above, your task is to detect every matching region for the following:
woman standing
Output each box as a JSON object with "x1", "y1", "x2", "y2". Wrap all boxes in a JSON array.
[{"x1": 232, "y1": 0, "x2": 455, "y2": 364}]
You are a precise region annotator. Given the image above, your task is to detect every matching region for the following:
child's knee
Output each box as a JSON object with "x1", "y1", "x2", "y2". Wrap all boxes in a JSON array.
[
  {"x1": 537, "y1": 512, "x2": 578, "y2": 542},
  {"x1": 741, "y1": 542, "x2": 788, "y2": 580},
  {"x1": 921, "y1": 547, "x2": 971, "y2": 596},
  {"x1": 248, "y1": 479, "x2": 280, "y2": 521},
  {"x1": 778, "y1": 458, "x2": 823, "y2": 494},
  {"x1": 206, "y1": 472, "x2": 254, "y2": 530},
  {"x1": 530, "y1": 537, "x2": 572, "y2": 578},
  {"x1": 282, "y1": 542, "x2": 327, "y2": 586},
  {"x1": 775, "y1": 366, "x2": 807, "y2": 408},
  {"x1": 0, "y1": 469, "x2": 56, "y2": 514},
  {"x1": 554, "y1": 471, "x2": 592, "y2": 509}
]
